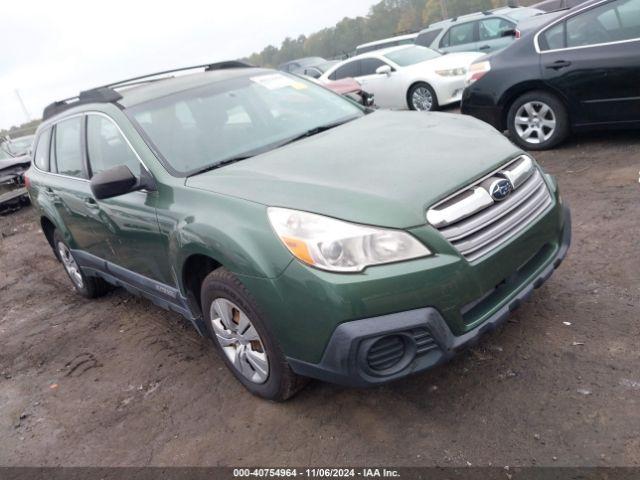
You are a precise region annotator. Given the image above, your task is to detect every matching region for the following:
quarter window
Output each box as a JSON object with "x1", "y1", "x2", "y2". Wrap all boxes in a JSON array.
[
  {"x1": 330, "y1": 61, "x2": 361, "y2": 80},
  {"x1": 33, "y1": 129, "x2": 51, "y2": 171},
  {"x1": 566, "y1": 0, "x2": 640, "y2": 47},
  {"x1": 86, "y1": 115, "x2": 142, "y2": 177},
  {"x1": 541, "y1": 22, "x2": 566, "y2": 50},
  {"x1": 54, "y1": 117, "x2": 85, "y2": 178}
]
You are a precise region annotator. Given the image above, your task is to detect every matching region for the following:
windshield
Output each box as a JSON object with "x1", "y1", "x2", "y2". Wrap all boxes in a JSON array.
[
  {"x1": 0, "y1": 145, "x2": 12, "y2": 160},
  {"x1": 383, "y1": 45, "x2": 441, "y2": 67},
  {"x1": 127, "y1": 72, "x2": 363, "y2": 176},
  {"x1": 8, "y1": 136, "x2": 34, "y2": 155}
]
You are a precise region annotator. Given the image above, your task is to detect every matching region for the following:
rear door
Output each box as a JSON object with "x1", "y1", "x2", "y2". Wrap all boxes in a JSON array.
[
  {"x1": 540, "y1": 0, "x2": 640, "y2": 125},
  {"x1": 49, "y1": 115, "x2": 112, "y2": 255},
  {"x1": 85, "y1": 113, "x2": 169, "y2": 283},
  {"x1": 439, "y1": 21, "x2": 479, "y2": 53},
  {"x1": 477, "y1": 17, "x2": 516, "y2": 53}
]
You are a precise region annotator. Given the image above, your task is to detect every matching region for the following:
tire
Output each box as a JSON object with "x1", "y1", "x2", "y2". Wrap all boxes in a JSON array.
[
  {"x1": 408, "y1": 82, "x2": 439, "y2": 111},
  {"x1": 52, "y1": 230, "x2": 111, "y2": 299},
  {"x1": 507, "y1": 91, "x2": 569, "y2": 150},
  {"x1": 201, "y1": 267, "x2": 308, "y2": 401}
]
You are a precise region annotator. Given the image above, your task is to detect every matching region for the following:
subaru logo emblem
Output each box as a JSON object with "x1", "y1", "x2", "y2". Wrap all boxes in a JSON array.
[{"x1": 489, "y1": 179, "x2": 513, "y2": 202}]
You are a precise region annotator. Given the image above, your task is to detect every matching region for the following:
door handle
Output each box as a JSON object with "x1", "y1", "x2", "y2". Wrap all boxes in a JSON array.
[
  {"x1": 546, "y1": 60, "x2": 572, "y2": 70},
  {"x1": 479, "y1": 45, "x2": 491, "y2": 50}
]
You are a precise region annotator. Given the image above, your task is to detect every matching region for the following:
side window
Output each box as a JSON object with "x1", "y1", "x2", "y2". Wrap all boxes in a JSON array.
[
  {"x1": 360, "y1": 58, "x2": 387, "y2": 76},
  {"x1": 54, "y1": 117, "x2": 85, "y2": 178},
  {"x1": 33, "y1": 129, "x2": 51, "y2": 171},
  {"x1": 330, "y1": 61, "x2": 361, "y2": 80},
  {"x1": 566, "y1": 0, "x2": 640, "y2": 47},
  {"x1": 446, "y1": 22, "x2": 476, "y2": 47},
  {"x1": 416, "y1": 29, "x2": 443, "y2": 47},
  {"x1": 479, "y1": 18, "x2": 515, "y2": 41},
  {"x1": 541, "y1": 22, "x2": 566, "y2": 50},
  {"x1": 86, "y1": 115, "x2": 142, "y2": 177}
]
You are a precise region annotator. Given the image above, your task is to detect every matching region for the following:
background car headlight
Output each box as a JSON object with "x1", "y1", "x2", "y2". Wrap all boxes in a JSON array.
[
  {"x1": 435, "y1": 67, "x2": 467, "y2": 77},
  {"x1": 267, "y1": 207, "x2": 431, "y2": 272}
]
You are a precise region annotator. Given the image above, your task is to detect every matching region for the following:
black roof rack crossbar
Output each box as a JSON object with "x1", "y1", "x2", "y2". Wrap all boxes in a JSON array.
[{"x1": 42, "y1": 60, "x2": 254, "y2": 121}]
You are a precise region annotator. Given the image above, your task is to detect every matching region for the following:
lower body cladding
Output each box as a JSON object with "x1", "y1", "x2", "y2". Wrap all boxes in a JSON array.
[{"x1": 287, "y1": 206, "x2": 571, "y2": 387}]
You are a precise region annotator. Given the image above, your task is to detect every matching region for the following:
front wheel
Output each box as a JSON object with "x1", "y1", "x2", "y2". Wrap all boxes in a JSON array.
[
  {"x1": 507, "y1": 91, "x2": 569, "y2": 150},
  {"x1": 201, "y1": 267, "x2": 308, "y2": 401},
  {"x1": 408, "y1": 83, "x2": 439, "y2": 111}
]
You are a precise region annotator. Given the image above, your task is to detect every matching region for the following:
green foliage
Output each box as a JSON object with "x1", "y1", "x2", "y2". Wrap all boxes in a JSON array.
[{"x1": 245, "y1": 0, "x2": 531, "y2": 67}]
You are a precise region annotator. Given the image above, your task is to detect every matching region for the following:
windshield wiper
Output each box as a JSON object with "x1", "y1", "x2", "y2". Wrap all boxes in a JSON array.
[
  {"x1": 275, "y1": 117, "x2": 359, "y2": 149},
  {"x1": 188, "y1": 154, "x2": 254, "y2": 177}
]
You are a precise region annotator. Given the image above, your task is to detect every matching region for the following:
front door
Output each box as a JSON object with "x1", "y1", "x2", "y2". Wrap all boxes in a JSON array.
[
  {"x1": 85, "y1": 113, "x2": 171, "y2": 285},
  {"x1": 356, "y1": 58, "x2": 404, "y2": 109},
  {"x1": 541, "y1": 0, "x2": 640, "y2": 126}
]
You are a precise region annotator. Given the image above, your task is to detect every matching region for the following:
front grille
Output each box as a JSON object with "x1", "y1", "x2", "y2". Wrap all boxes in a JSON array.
[
  {"x1": 366, "y1": 335, "x2": 406, "y2": 372},
  {"x1": 427, "y1": 156, "x2": 553, "y2": 262}
]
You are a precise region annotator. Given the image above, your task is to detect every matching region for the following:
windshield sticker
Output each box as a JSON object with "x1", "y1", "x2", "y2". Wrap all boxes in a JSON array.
[{"x1": 251, "y1": 74, "x2": 301, "y2": 90}]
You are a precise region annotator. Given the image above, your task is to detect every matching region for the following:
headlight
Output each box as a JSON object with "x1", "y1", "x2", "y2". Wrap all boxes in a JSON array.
[
  {"x1": 435, "y1": 67, "x2": 467, "y2": 77},
  {"x1": 466, "y1": 60, "x2": 491, "y2": 86},
  {"x1": 267, "y1": 207, "x2": 431, "y2": 272}
]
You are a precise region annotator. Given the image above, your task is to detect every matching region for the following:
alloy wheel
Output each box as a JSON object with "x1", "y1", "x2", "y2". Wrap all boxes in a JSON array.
[
  {"x1": 210, "y1": 298, "x2": 269, "y2": 384},
  {"x1": 412, "y1": 87, "x2": 433, "y2": 111},
  {"x1": 57, "y1": 242, "x2": 83, "y2": 289},
  {"x1": 514, "y1": 101, "x2": 557, "y2": 144}
]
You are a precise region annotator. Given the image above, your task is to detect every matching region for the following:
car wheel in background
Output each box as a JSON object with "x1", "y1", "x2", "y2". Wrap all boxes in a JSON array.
[
  {"x1": 53, "y1": 230, "x2": 111, "y2": 298},
  {"x1": 408, "y1": 82, "x2": 439, "y2": 111},
  {"x1": 507, "y1": 91, "x2": 569, "y2": 150},
  {"x1": 201, "y1": 267, "x2": 308, "y2": 401}
]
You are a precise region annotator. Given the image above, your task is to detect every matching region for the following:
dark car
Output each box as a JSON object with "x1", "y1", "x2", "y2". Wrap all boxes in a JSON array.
[
  {"x1": 0, "y1": 146, "x2": 31, "y2": 213},
  {"x1": 277, "y1": 57, "x2": 327, "y2": 74},
  {"x1": 461, "y1": 0, "x2": 640, "y2": 150}
]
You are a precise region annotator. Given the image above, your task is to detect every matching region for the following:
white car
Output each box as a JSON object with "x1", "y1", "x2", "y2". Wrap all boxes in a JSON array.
[{"x1": 320, "y1": 45, "x2": 485, "y2": 111}]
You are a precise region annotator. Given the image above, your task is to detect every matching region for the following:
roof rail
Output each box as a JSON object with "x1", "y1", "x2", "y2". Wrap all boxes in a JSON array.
[{"x1": 42, "y1": 60, "x2": 254, "y2": 121}]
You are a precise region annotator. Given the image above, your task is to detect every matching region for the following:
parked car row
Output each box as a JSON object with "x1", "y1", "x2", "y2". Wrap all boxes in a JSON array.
[{"x1": 282, "y1": 0, "x2": 639, "y2": 150}]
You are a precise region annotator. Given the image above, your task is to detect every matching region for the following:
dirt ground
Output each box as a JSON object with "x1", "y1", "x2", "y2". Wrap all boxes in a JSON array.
[{"x1": 0, "y1": 128, "x2": 638, "y2": 467}]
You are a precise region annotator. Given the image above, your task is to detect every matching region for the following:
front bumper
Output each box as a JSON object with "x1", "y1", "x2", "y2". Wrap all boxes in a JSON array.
[{"x1": 287, "y1": 205, "x2": 571, "y2": 387}]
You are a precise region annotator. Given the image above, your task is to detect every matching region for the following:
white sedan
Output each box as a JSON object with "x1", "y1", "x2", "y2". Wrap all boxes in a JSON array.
[{"x1": 320, "y1": 45, "x2": 485, "y2": 111}]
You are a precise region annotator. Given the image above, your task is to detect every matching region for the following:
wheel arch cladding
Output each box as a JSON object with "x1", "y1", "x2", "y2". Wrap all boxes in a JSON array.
[{"x1": 181, "y1": 253, "x2": 222, "y2": 317}]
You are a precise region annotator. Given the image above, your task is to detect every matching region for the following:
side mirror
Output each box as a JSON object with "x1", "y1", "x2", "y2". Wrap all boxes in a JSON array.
[
  {"x1": 90, "y1": 165, "x2": 155, "y2": 200},
  {"x1": 376, "y1": 65, "x2": 392, "y2": 76}
]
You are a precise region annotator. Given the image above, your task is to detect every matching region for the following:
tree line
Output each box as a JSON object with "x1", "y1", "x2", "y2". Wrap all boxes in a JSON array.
[{"x1": 246, "y1": 0, "x2": 536, "y2": 67}]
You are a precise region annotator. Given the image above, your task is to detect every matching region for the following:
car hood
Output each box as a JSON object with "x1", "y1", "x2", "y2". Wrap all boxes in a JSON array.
[
  {"x1": 406, "y1": 51, "x2": 486, "y2": 73},
  {"x1": 186, "y1": 110, "x2": 522, "y2": 228},
  {"x1": 0, "y1": 155, "x2": 30, "y2": 172}
]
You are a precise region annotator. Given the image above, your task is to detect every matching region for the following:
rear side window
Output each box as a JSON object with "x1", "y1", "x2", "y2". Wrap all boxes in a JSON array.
[
  {"x1": 442, "y1": 22, "x2": 476, "y2": 47},
  {"x1": 416, "y1": 29, "x2": 442, "y2": 47},
  {"x1": 479, "y1": 18, "x2": 515, "y2": 40},
  {"x1": 86, "y1": 115, "x2": 141, "y2": 177},
  {"x1": 54, "y1": 117, "x2": 85, "y2": 178},
  {"x1": 33, "y1": 129, "x2": 51, "y2": 171},
  {"x1": 360, "y1": 58, "x2": 387, "y2": 76},
  {"x1": 330, "y1": 61, "x2": 361, "y2": 80}
]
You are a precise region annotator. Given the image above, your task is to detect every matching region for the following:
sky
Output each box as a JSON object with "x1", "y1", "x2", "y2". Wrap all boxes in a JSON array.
[{"x1": 0, "y1": 0, "x2": 378, "y2": 131}]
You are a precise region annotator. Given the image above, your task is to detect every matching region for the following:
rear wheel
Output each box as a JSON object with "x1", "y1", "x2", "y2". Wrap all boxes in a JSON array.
[
  {"x1": 53, "y1": 230, "x2": 110, "y2": 298},
  {"x1": 507, "y1": 91, "x2": 569, "y2": 150},
  {"x1": 408, "y1": 82, "x2": 438, "y2": 111},
  {"x1": 201, "y1": 267, "x2": 308, "y2": 401}
]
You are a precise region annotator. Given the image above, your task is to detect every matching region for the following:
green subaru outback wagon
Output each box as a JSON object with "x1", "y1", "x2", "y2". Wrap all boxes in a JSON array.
[{"x1": 26, "y1": 62, "x2": 571, "y2": 400}]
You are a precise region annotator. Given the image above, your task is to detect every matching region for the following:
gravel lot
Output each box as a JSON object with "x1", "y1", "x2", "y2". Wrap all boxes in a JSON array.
[{"x1": 0, "y1": 125, "x2": 638, "y2": 467}]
